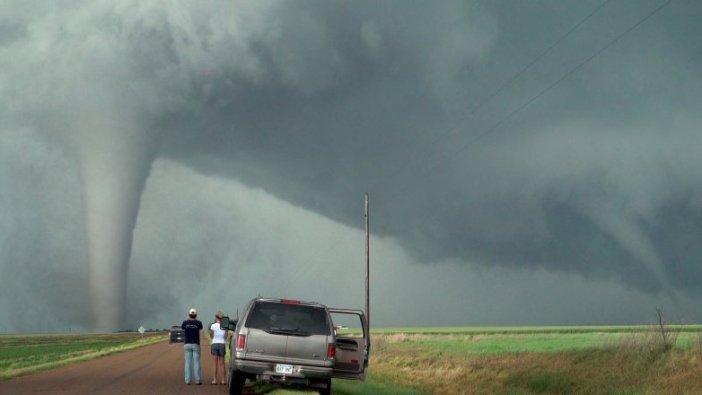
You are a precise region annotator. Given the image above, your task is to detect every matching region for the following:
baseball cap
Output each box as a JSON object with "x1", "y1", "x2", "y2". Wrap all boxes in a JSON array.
[{"x1": 188, "y1": 308, "x2": 197, "y2": 316}]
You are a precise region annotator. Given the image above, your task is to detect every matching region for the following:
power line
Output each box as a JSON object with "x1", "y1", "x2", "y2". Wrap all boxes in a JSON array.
[
  {"x1": 296, "y1": 1, "x2": 619, "y2": 268},
  {"x1": 297, "y1": 0, "x2": 675, "y2": 271},
  {"x1": 367, "y1": 0, "x2": 613, "y2": 161},
  {"x1": 464, "y1": 0, "x2": 613, "y2": 120},
  {"x1": 369, "y1": 0, "x2": 613, "y2": 198},
  {"x1": 381, "y1": 0, "x2": 675, "y2": 207}
]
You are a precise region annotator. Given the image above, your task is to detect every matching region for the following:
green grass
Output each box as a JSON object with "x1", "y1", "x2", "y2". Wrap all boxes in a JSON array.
[
  {"x1": 333, "y1": 376, "x2": 427, "y2": 395},
  {"x1": 391, "y1": 333, "x2": 621, "y2": 355},
  {"x1": 0, "y1": 332, "x2": 165, "y2": 380},
  {"x1": 377, "y1": 326, "x2": 702, "y2": 356},
  {"x1": 386, "y1": 332, "x2": 702, "y2": 356},
  {"x1": 524, "y1": 371, "x2": 573, "y2": 393},
  {"x1": 372, "y1": 325, "x2": 702, "y2": 335}
]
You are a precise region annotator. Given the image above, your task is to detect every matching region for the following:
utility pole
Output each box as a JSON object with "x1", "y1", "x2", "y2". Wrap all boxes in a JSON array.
[{"x1": 365, "y1": 193, "x2": 370, "y2": 328}]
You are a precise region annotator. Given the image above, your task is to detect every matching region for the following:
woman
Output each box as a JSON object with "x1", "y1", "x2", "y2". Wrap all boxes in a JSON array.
[{"x1": 209, "y1": 310, "x2": 228, "y2": 385}]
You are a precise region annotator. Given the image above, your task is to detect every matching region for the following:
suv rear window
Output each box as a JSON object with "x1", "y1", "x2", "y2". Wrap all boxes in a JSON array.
[{"x1": 246, "y1": 301, "x2": 330, "y2": 336}]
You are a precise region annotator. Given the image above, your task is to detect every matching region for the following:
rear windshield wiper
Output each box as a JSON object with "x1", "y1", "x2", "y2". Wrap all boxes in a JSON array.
[{"x1": 267, "y1": 327, "x2": 311, "y2": 337}]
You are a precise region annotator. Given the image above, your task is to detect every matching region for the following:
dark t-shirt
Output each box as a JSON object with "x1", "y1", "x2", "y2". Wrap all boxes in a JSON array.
[{"x1": 181, "y1": 319, "x2": 203, "y2": 344}]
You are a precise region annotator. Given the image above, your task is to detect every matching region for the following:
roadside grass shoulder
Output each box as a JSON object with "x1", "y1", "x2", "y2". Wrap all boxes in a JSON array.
[{"x1": 332, "y1": 375, "x2": 427, "y2": 395}]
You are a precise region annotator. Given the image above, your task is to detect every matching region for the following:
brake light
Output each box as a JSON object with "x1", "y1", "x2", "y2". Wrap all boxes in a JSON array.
[
  {"x1": 236, "y1": 334, "x2": 246, "y2": 350},
  {"x1": 327, "y1": 343, "x2": 336, "y2": 359},
  {"x1": 280, "y1": 299, "x2": 301, "y2": 304}
]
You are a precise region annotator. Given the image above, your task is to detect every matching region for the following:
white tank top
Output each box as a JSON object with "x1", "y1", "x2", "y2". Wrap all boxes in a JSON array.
[{"x1": 210, "y1": 322, "x2": 226, "y2": 344}]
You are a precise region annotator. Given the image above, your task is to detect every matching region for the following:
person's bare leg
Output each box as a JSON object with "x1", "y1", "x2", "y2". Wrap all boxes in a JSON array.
[
  {"x1": 212, "y1": 354, "x2": 218, "y2": 384},
  {"x1": 219, "y1": 357, "x2": 226, "y2": 384}
]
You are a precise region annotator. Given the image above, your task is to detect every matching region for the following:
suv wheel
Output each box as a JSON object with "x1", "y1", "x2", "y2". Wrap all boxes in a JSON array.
[
  {"x1": 228, "y1": 367, "x2": 245, "y2": 395},
  {"x1": 318, "y1": 378, "x2": 332, "y2": 395}
]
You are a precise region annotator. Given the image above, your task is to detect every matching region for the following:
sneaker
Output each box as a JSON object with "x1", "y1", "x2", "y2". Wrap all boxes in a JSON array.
[{"x1": 196, "y1": 382, "x2": 202, "y2": 385}]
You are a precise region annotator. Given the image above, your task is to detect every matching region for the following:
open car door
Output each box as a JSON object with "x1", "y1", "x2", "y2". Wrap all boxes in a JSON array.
[{"x1": 328, "y1": 308, "x2": 370, "y2": 380}]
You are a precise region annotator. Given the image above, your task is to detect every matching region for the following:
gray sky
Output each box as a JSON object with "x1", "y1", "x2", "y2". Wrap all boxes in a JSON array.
[{"x1": 2, "y1": 0, "x2": 702, "y2": 332}]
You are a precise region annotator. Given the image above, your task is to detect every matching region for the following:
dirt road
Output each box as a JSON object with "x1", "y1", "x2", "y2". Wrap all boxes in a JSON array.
[{"x1": 0, "y1": 337, "x2": 240, "y2": 395}]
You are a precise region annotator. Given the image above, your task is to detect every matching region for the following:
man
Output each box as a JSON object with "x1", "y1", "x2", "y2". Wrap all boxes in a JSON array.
[{"x1": 181, "y1": 308, "x2": 203, "y2": 385}]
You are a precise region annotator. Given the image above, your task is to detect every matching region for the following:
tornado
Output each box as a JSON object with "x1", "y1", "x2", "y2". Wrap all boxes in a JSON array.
[
  {"x1": 0, "y1": 0, "x2": 239, "y2": 331},
  {"x1": 65, "y1": 126, "x2": 158, "y2": 331},
  {"x1": 10, "y1": 0, "x2": 216, "y2": 331}
]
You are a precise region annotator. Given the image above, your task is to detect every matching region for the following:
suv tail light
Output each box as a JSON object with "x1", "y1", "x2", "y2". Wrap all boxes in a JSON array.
[
  {"x1": 280, "y1": 299, "x2": 301, "y2": 304},
  {"x1": 236, "y1": 334, "x2": 247, "y2": 350},
  {"x1": 327, "y1": 343, "x2": 336, "y2": 359}
]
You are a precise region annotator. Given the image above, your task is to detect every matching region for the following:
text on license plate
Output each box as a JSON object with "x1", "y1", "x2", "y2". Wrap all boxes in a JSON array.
[{"x1": 275, "y1": 364, "x2": 293, "y2": 374}]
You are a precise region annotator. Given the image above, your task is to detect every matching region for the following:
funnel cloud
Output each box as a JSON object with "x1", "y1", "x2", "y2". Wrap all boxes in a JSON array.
[
  {"x1": 2, "y1": 0, "x2": 702, "y2": 331},
  {"x1": 71, "y1": 129, "x2": 159, "y2": 330}
]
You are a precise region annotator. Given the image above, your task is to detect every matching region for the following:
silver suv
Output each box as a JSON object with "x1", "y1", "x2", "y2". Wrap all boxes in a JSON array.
[{"x1": 225, "y1": 297, "x2": 369, "y2": 395}]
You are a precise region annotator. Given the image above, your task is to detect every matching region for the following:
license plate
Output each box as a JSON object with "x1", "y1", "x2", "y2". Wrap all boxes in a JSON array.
[{"x1": 275, "y1": 364, "x2": 293, "y2": 374}]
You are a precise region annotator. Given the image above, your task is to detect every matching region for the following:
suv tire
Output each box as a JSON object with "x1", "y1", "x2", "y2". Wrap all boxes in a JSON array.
[
  {"x1": 318, "y1": 378, "x2": 332, "y2": 395},
  {"x1": 228, "y1": 367, "x2": 245, "y2": 395}
]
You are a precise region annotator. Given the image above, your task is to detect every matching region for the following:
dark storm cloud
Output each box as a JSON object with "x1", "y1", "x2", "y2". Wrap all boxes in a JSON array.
[
  {"x1": 2, "y1": 0, "x2": 702, "y2": 330},
  {"x1": 159, "y1": 0, "x2": 702, "y2": 294}
]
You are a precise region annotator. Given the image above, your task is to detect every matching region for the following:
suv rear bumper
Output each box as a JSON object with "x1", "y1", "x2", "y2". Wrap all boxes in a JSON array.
[{"x1": 235, "y1": 359, "x2": 332, "y2": 381}]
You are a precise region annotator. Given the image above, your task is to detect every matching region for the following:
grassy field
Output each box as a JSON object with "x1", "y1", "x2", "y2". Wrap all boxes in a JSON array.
[
  {"x1": 0, "y1": 332, "x2": 165, "y2": 380},
  {"x1": 364, "y1": 326, "x2": 702, "y2": 394}
]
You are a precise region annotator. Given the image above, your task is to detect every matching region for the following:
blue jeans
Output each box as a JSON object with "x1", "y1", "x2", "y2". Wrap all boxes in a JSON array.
[{"x1": 184, "y1": 343, "x2": 201, "y2": 384}]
